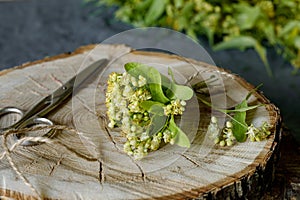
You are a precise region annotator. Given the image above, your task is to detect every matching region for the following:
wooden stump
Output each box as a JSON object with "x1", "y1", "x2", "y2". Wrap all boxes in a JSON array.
[{"x1": 0, "y1": 44, "x2": 281, "y2": 199}]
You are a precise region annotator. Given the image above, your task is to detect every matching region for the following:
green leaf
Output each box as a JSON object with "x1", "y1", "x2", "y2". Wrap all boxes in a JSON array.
[
  {"x1": 196, "y1": 94, "x2": 260, "y2": 114},
  {"x1": 169, "y1": 84, "x2": 194, "y2": 100},
  {"x1": 262, "y1": 22, "x2": 276, "y2": 45},
  {"x1": 187, "y1": 28, "x2": 198, "y2": 41},
  {"x1": 145, "y1": 0, "x2": 168, "y2": 25},
  {"x1": 181, "y1": 1, "x2": 194, "y2": 15},
  {"x1": 254, "y1": 43, "x2": 272, "y2": 77},
  {"x1": 214, "y1": 37, "x2": 272, "y2": 76},
  {"x1": 204, "y1": 27, "x2": 214, "y2": 46},
  {"x1": 140, "y1": 101, "x2": 166, "y2": 136},
  {"x1": 168, "y1": 67, "x2": 176, "y2": 82},
  {"x1": 166, "y1": 68, "x2": 194, "y2": 100},
  {"x1": 124, "y1": 62, "x2": 148, "y2": 77},
  {"x1": 169, "y1": 115, "x2": 190, "y2": 148},
  {"x1": 126, "y1": 63, "x2": 193, "y2": 102},
  {"x1": 136, "y1": 0, "x2": 153, "y2": 10},
  {"x1": 149, "y1": 104, "x2": 164, "y2": 115},
  {"x1": 234, "y1": 4, "x2": 261, "y2": 30},
  {"x1": 148, "y1": 67, "x2": 170, "y2": 103},
  {"x1": 232, "y1": 99, "x2": 248, "y2": 142},
  {"x1": 246, "y1": 83, "x2": 263, "y2": 100},
  {"x1": 278, "y1": 21, "x2": 300, "y2": 38},
  {"x1": 295, "y1": 37, "x2": 300, "y2": 49},
  {"x1": 147, "y1": 114, "x2": 167, "y2": 136},
  {"x1": 225, "y1": 104, "x2": 261, "y2": 113},
  {"x1": 160, "y1": 73, "x2": 172, "y2": 93},
  {"x1": 213, "y1": 36, "x2": 257, "y2": 51},
  {"x1": 125, "y1": 62, "x2": 170, "y2": 103},
  {"x1": 174, "y1": 0, "x2": 183, "y2": 8},
  {"x1": 140, "y1": 100, "x2": 164, "y2": 113}
]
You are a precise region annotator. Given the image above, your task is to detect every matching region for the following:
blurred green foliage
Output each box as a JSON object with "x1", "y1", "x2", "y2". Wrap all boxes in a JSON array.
[{"x1": 87, "y1": 0, "x2": 300, "y2": 74}]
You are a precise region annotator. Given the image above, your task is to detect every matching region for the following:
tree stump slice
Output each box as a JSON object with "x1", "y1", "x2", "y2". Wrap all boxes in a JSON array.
[{"x1": 0, "y1": 44, "x2": 281, "y2": 199}]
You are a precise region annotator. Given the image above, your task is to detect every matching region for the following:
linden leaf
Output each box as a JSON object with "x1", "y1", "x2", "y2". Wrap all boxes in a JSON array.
[
  {"x1": 166, "y1": 67, "x2": 194, "y2": 100},
  {"x1": 225, "y1": 105, "x2": 261, "y2": 113},
  {"x1": 145, "y1": 0, "x2": 168, "y2": 25},
  {"x1": 213, "y1": 36, "x2": 272, "y2": 76},
  {"x1": 232, "y1": 99, "x2": 248, "y2": 142},
  {"x1": 148, "y1": 67, "x2": 170, "y2": 103},
  {"x1": 234, "y1": 4, "x2": 261, "y2": 30},
  {"x1": 196, "y1": 94, "x2": 261, "y2": 114},
  {"x1": 140, "y1": 100, "x2": 164, "y2": 113},
  {"x1": 169, "y1": 115, "x2": 190, "y2": 148},
  {"x1": 170, "y1": 84, "x2": 194, "y2": 100},
  {"x1": 147, "y1": 114, "x2": 167, "y2": 137},
  {"x1": 125, "y1": 62, "x2": 169, "y2": 103},
  {"x1": 213, "y1": 36, "x2": 257, "y2": 51}
]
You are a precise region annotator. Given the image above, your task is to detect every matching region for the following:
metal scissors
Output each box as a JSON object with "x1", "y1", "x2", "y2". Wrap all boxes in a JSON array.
[{"x1": 0, "y1": 58, "x2": 109, "y2": 146}]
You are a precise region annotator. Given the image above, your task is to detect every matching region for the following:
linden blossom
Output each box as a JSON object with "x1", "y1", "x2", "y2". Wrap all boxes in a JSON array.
[
  {"x1": 207, "y1": 116, "x2": 271, "y2": 147},
  {"x1": 105, "y1": 62, "x2": 193, "y2": 160}
]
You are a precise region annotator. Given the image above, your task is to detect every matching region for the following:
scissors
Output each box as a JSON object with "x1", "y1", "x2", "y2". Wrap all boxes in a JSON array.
[{"x1": 0, "y1": 58, "x2": 109, "y2": 146}]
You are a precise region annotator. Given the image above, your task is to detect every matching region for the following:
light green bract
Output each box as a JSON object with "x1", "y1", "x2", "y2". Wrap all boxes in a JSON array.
[{"x1": 105, "y1": 62, "x2": 193, "y2": 159}]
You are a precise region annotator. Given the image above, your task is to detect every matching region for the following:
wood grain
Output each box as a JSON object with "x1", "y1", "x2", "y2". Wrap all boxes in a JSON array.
[{"x1": 0, "y1": 44, "x2": 281, "y2": 199}]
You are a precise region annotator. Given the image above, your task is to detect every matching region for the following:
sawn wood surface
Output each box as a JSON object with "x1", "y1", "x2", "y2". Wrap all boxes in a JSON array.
[{"x1": 0, "y1": 44, "x2": 281, "y2": 200}]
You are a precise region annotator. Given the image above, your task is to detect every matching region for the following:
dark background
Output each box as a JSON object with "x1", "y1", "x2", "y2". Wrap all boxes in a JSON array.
[{"x1": 0, "y1": 0, "x2": 299, "y2": 142}]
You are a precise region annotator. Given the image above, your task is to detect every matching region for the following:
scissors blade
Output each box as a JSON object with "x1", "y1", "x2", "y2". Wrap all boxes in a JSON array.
[
  {"x1": 49, "y1": 58, "x2": 109, "y2": 110},
  {"x1": 72, "y1": 59, "x2": 109, "y2": 91},
  {"x1": 20, "y1": 58, "x2": 109, "y2": 120},
  {"x1": 53, "y1": 58, "x2": 109, "y2": 100}
]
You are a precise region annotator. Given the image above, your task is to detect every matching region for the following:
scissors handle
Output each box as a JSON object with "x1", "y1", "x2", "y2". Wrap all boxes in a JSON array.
[
  {"x1": 0, "y1": 106, "x2": 24, "y2": 118},
  {"x1": 0, "y1": 106, "x2": 55, "y2": 146},
  {"x1": 0, "y1": 59, "x2": 110, "y2": 145},
  {"x1": 0, "y1": 107, "x2": 25, "y2": 131}
]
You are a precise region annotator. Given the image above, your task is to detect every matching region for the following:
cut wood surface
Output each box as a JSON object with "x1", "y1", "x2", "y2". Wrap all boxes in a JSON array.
[{"x1": 0, "y1": 44, "x2": 281, "y2": 199}]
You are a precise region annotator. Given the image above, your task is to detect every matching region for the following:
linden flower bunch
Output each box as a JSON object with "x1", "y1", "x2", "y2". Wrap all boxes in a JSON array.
[
  {"x1": 208, "y1": 116, "x2": 271, "y2": 147},
  {"x1": 195, "y1": 82, "x2": 272, "y2": 147},
  {"x1": 106, "y1": 62, "x2": 193, "y2": 159}
]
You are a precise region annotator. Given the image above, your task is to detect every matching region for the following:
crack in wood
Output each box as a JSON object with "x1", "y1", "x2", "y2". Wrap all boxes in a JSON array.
[
  {"x1": 103, "y1": 125, "x2": 118, "y2": 150},
  {"x1": 102, "y1": 124, "x2": 148, "y2": 182},
  {"x1": 23, "y1": 157, "x2": 39, "y2": 172},
  {"x1": 97, "y1": 113, "x2": 107, "y2": 123},
  {"x1": 29, "y1": 90, "x2": 44, "y2": 96},
  {"x1": 102, "y1": 118, "x2": 147, "y2": 181},
  {"x1": 14, "y1": 148, "x2": 98, "y2": 181},
  {"x1": 49, "y1": 155, "x2": 64, "y2": 176},
  {"x1": 131, "y1": 159, "x2": 146, "y2": 182},
  {"x1": 50, "y1": 74, "x2": 63, "y2": 86},
  {"x1": 100, "y1": 115, "x2": 146, "y2": 182},
  {"x1": 27, "y1": 75, "x2": 50, "y2": 91},
  {"x1": 55, "y1": 141, "x2": 98, "y2": 162},
  {"x1": 75, "y1": 96, "x2": 97, "y2": 116},
  {"x1": 99, "y1": 160, "x2": 104, "y2": 184},
  {"x1": 181, "y1": 154, "x2": 249, "y2": 186},
  {"x1": 180, "y1": 153, "x2": 202, "y2": 168},
  {"x1": 14, "y1": 85, "x2": 43, "y2": 97}
]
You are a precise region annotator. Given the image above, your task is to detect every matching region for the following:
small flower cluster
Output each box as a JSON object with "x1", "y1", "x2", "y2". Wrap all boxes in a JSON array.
[
  {"x1": 123, "y1": 128, "x2": 178, "y2": 160},
  {"x1": 246, "y1": 122, "x2": 271, "y2": 142},
  {"x1": 106, "y1": 71, "x2": 187, "y2": 159},
  {"x1": 208, "y1": 116, "x2": 271, "y2": 147},
  {"x1": 163, "y1": 99, "x2": 186, "y2": 116},
  {"x1": 208, "y1": 117, "x2": 235, "y2": 146},
  {"x1": 106, "y1": 72, "x2": 149, "y2": 128}
]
